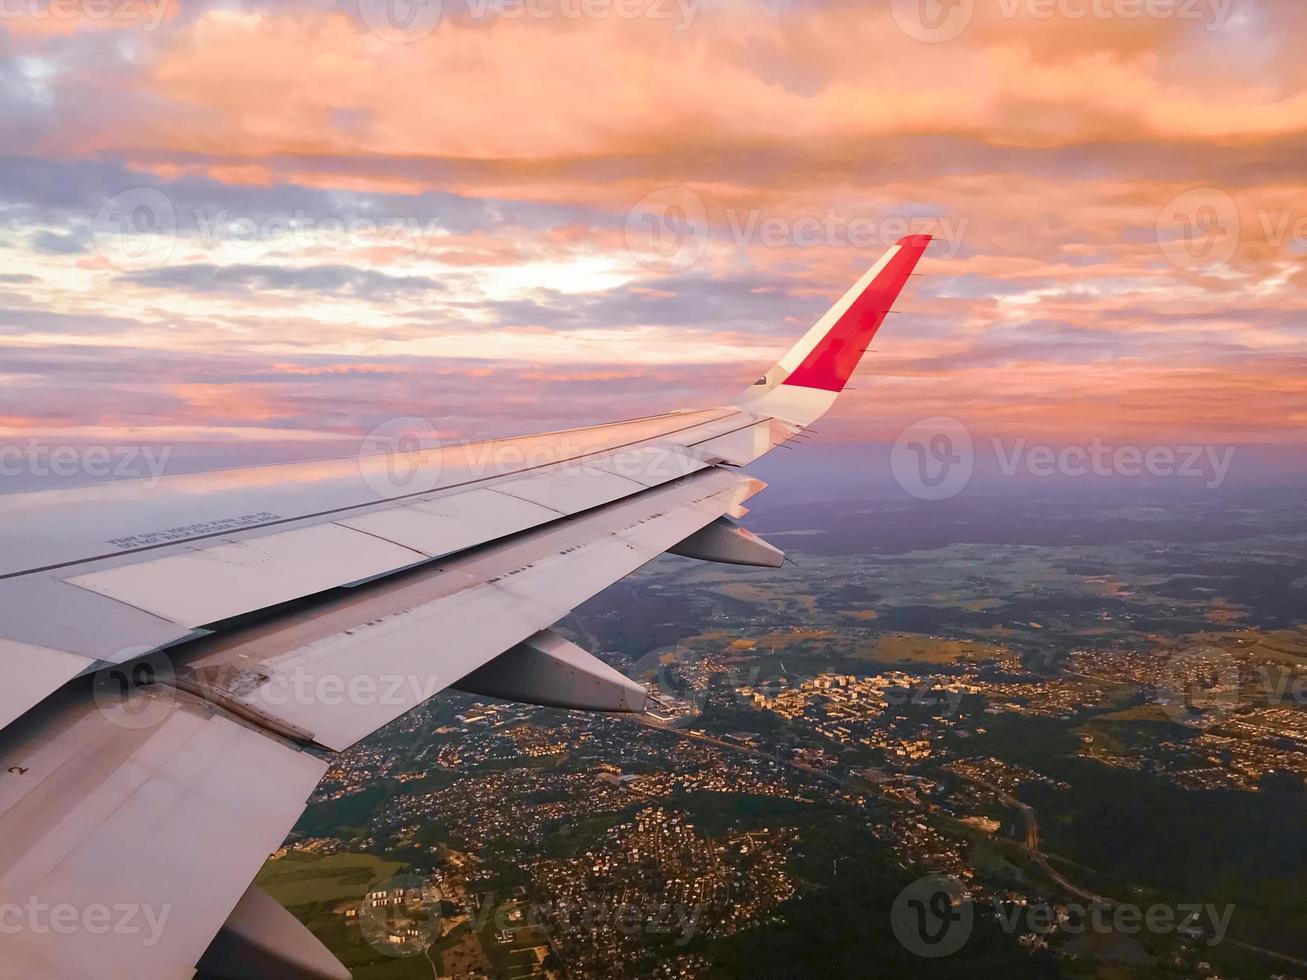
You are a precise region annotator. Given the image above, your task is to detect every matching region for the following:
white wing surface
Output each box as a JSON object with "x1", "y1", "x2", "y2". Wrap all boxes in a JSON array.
[{"x1": 0, "y1": 236, "x2": 932, "y2": 978}]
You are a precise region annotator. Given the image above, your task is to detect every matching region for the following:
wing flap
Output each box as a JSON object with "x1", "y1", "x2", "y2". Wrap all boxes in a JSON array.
[
  {"x1": 65, "y1": 523, "x2": 429, "y2": 629},
  {"x1": 334, "y1": 486, "x2": 559, "y2": 557},
  {"x1": 0, "y1": 639, "x2": 92, "y2": 734},
  {"x1": 588, "y1": 444, "x2": 707, "y2": 485},
  {"x1": 687, "y1": 418, "x2": 802, "y2": 466},
  {"x1": 234, "y1": 580, "x2": 561, "y2": 751},
  {"x1": 178, "y1": 467, "x2": 755, "y2": 751},
  {"x1": 493, "y1": 465, "x2": 645, "y2": 513},
  {"x1": 0, "y1": 423, "x2": 747, "y2": 730},
  {"x1": 0, "y1": 689, "x2": 326, "y2": 980}
]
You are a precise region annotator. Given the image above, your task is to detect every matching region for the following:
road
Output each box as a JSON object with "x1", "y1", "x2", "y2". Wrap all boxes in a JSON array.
[
  {"x1": 952, "y1": 772, "x2": 1307, "y2": 969},
  {"x1": 951, "y1": 772, "x2": 1107, "y2": 905}
]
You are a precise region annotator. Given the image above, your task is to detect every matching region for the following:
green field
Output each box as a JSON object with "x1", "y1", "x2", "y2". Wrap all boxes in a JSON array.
[
  {"x1": 257, "y1": 851, "x2": 406, "y2": 907},
  {"x1": 256, "y1": 852, "x2": 443, "y2": 979}
]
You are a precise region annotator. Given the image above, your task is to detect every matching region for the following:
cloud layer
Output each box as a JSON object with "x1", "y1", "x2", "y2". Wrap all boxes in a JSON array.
[{"x1": 1, "y1": 0, "x2": 1304, "y2": 472}]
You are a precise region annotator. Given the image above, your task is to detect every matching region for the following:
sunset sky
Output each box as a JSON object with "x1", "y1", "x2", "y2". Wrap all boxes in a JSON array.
[{"x1": 2, "y1": 0, "x2": 1305, "y2": 475}]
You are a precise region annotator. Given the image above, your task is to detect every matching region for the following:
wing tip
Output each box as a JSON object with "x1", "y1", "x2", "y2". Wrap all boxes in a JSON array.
[
  {"x1": 776, "y1": 239, "x2": 930, "y2": 392},
  {"x1": 897, "y1": 233, "x2": 934, "y2": 249}
]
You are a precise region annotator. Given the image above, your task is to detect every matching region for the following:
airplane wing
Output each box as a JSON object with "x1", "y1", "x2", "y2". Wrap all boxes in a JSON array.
[{"x1": 0, "y1": 235, "x2": 932, "y2": 979}]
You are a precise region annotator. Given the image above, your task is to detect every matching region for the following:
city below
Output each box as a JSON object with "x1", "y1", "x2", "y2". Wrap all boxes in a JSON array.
[{"x1": 257, "y1": 486, "x2": 1307, "y2": 980}]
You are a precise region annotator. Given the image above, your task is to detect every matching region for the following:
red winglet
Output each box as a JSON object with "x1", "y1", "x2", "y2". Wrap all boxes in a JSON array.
[{"x1": 781, "y1": 234, "x2": 932, "y2": 392}]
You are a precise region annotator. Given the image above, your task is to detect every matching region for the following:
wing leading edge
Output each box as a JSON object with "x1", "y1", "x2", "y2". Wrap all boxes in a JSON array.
[{"x1": 0, "y1": 239, "x2": 932, "y2": 979}]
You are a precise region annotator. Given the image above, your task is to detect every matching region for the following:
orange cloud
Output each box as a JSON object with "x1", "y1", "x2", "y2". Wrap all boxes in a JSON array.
[{"x1": 3, "y1": 0, "x2": 1305, "y2": 457}]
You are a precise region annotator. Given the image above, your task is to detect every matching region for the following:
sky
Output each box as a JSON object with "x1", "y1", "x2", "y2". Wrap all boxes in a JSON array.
[{"x1": 1, "y1": 0, "x2": 1305, "y2": 484}]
